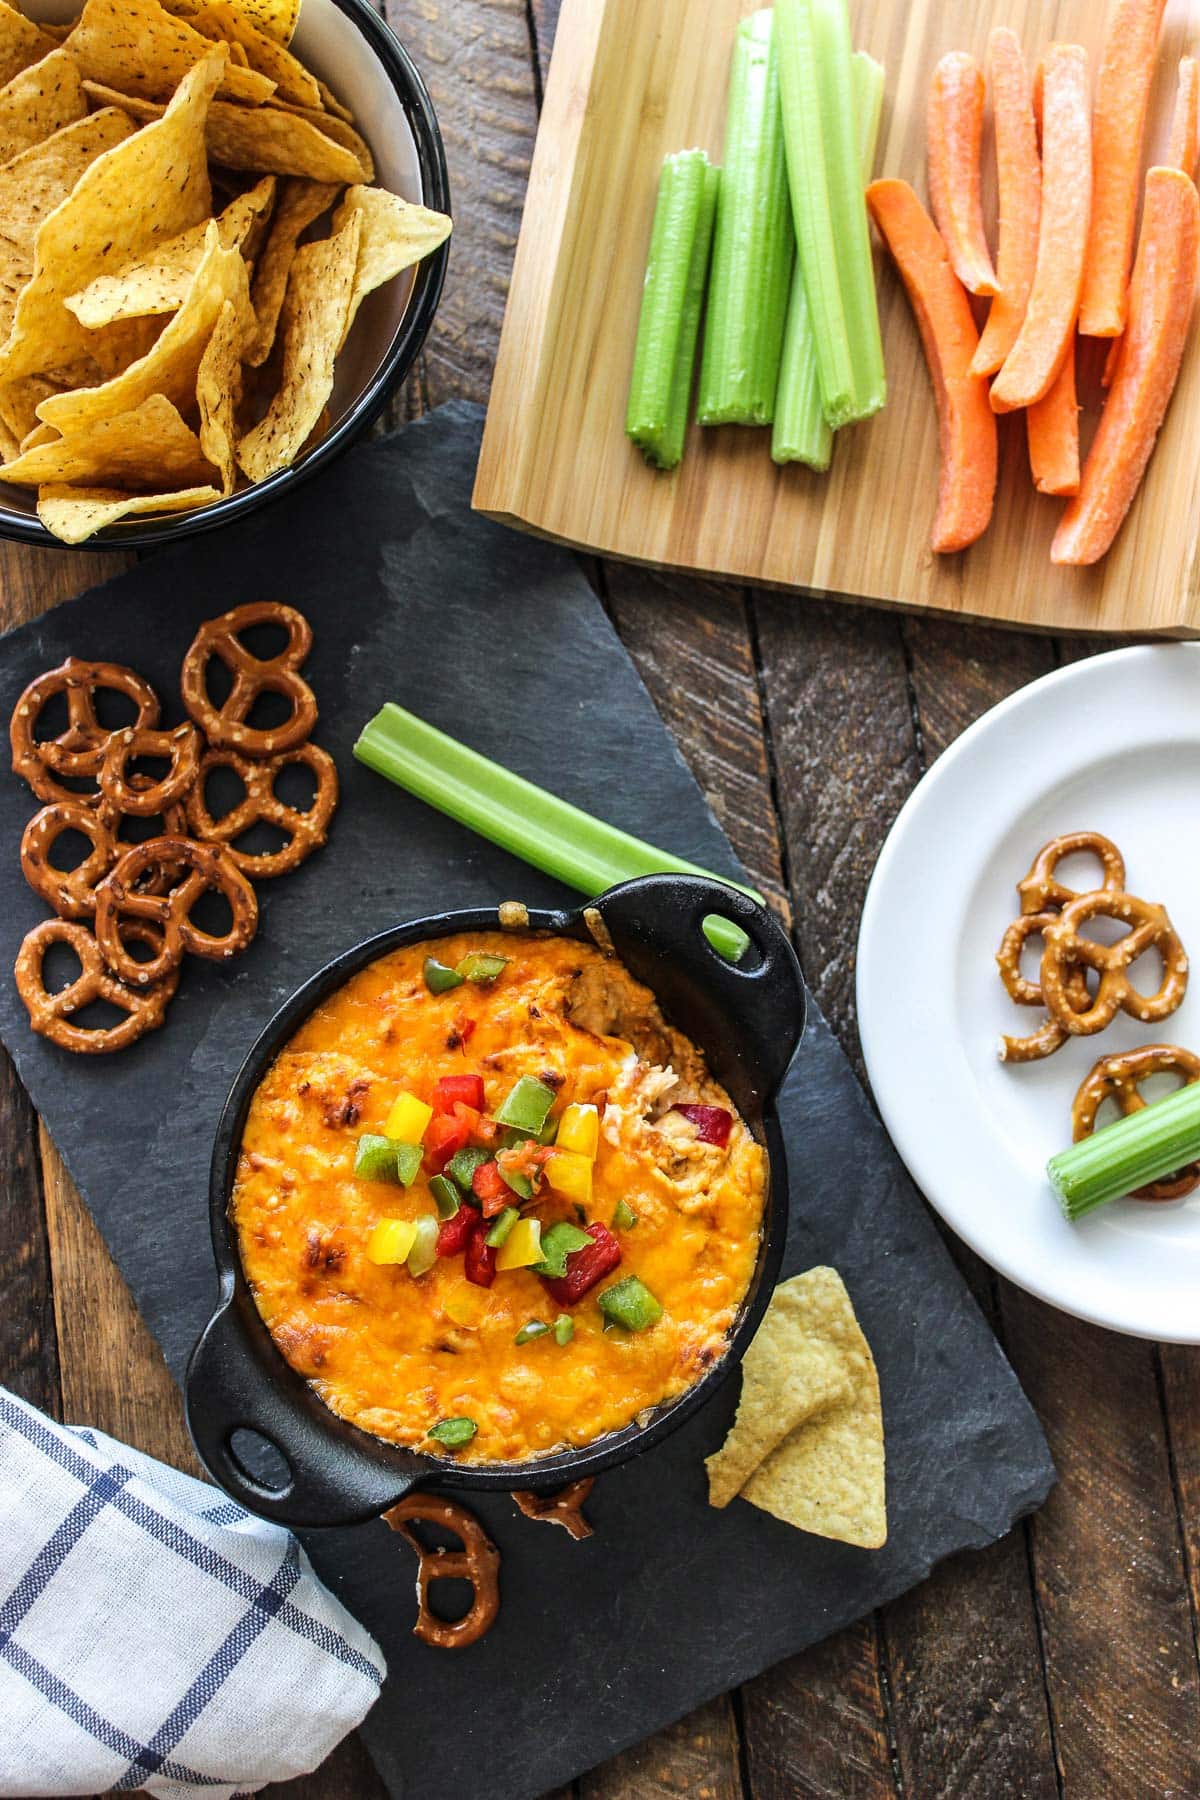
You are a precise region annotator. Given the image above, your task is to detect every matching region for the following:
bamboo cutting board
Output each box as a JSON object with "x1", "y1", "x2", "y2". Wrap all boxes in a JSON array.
[{"x1": 474, "y1": 0, "x2": 1200, "y2": 635}]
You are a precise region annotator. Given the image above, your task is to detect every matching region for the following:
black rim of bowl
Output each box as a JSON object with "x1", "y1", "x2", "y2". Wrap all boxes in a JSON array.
[{"x1": 0, "y1": 0, "x2": 450, "y2": 551}]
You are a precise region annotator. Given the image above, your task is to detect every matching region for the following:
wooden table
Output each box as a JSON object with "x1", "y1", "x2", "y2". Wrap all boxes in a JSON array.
[{"x1": 2, "y1": 4, "x2": 1199, "y2": 1796}]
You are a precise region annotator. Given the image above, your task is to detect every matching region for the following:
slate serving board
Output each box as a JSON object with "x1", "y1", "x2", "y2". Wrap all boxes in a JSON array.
[{"x1": 0, "y1": 402, "x2": 1054, "y2": 1800}]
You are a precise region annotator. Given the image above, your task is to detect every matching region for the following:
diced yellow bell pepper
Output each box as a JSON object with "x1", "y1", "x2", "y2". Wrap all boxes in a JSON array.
[
  {"x1": 443, "y1": 1281, "x2": 493, "y2": 1328},
  {"x1": 556, "y1": 1102, "x2": 599, "y2": 1160},
  {"x1": 366, "y1": 1217, "x2": 418, "y2": 1265},
  {"x1": 496, "y1": 1217, "x2": 543, "y2": 1272},
  {"x1": 543, "y1": 1149, "x2": 593, "y2": 1208},
  {"x1": 385, "y1": 1091, "x2": 433, "y2": 1143}
]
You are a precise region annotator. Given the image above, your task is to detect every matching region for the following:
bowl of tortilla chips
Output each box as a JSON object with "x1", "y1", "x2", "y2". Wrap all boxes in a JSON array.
[{"x1": 0, "y1": 0, "x2": 451, "y2": 545}]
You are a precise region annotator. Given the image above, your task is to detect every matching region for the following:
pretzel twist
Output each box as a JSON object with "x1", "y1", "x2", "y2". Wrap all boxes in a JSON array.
[
  {"x1": 21, "y1": 801, "x2": 116, "y2": 919},
  {"x1": 996, "y1": 911, "x2": 1093, "y2": 1009},
  {"x1": 1072, "y1": 1045, "x2": 1200, "y2": 1200},
  {"x1": 512, "y1": 1478, "x2": 595, "y2": 1540},
  {"x1": 180, "y1": 601, "x2": 316, "y2": 756},
  {"x1": 10, "y1": 658, "x2": 160, "y2": 805},
  {"x1": 15, "y1": 918, "x2": 178, "y2": 1054},
  {"x1": 94, "y1": 835, "x2": 258, "y2": 985},
  {"x1": 99, "y1": 722, "x2": 202, "y2": 816},
  {"x1": 383, "y1": 1494, "x2": 501, "y2": 1650},
  {"x1": 185, "y1": 741, "x2": 338, "y2": 877},
  {"x1": 1017, "y1": 831, "x2": 1126, "y2": 915},
  {"x1": 1041, "y1": 892, "x2": 1189, "y2": 1035}
]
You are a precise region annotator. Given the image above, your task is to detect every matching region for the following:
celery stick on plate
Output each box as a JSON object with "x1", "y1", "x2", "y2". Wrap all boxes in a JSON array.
[
  {"x1": 626, "y1": 150, "x2": 719, "y2": 469},
  {"x1": 1048, "y1": 1079, "x2": 1200, "y2": 1221},
  {"x1": 698, "y1": 9, "x2": 794, "y2": 426}
]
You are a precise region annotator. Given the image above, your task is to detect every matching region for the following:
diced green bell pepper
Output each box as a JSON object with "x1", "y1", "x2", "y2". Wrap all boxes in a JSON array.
[
  {"x1": 500, "y1": 1165, "x2": 534, "y2": 1202},
  {"x1": 611, "y1": 1198, "x2": 638, "y2": 1231},
  {"x1": 423, "y1": 956, "x2": 464, "y2": 994},
  {"x1": 429, "y1": 1174, "x2": 461, "y2": 1219},
  {"x1": 597, "y1": 1274, "x2": 663, "y2": 1331},
  {"x1": 455, "y1": 952, "x2": 508, "y2": 986},
  {"x1": 393, "y1": 1141, "x2": 424, "y2": 1188},
  {"x1": 531, "y1": 1220, "x2": 594, "y2": 1279},
  {"x1": 407, "y1": 1214, "x2": 439, "y2": 1277},
  {"x1": 447, "y1": 1146, "x2": 490, "y2": 1193},
  {"x1": 495, "y1": 1075, "x2": 556, "y2": 1134},
  {"x1": 353, "y1": 1135, "x2": 398, "y2": 1183},
  {"x1": 553, "y1": 1313, "x2": 574, "y2": 1345},
  {"x1": 485, "y1": 1205, "x2": 520, "y2": 1247},
  {"x1": 428, "y1": 1416, "x2": 477, "y2": 1448},
  {"x1": 514, "y1": 1320, "x2": 551, "y2": 1345}
]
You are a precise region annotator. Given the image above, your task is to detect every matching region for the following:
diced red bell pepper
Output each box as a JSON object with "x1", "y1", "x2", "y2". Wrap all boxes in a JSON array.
[
  {"x1": 541, "y1": 1222, "x2": 622, "y2": 1305},
  {"x1": 464, "y1": 1215, "x2": 496, "y2": 1287},
  {"x1": 424, "y1": 1111, "x2": 471, "y2": 1173},
  {"x1": 433, "y1": 1074, "x2": 485, "y2": 1115},
  {"x1": 436, "y1": 1207, "x2": 474, "y2": 1258},
  {"x1": 454, "y1": 1013, "x2": 476, "y2": 1045},
  {"x1": 674, "y1": 1103, "x2": 733, "y2": 1148},
  {"x1": 471, "y1": 1159, "x2": 511, "y2": 1217}
]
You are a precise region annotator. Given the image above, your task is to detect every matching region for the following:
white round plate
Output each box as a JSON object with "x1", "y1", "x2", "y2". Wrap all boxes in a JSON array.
[{"x1": 857, "y1": 643, "x2": 1200, "y2": 1343}]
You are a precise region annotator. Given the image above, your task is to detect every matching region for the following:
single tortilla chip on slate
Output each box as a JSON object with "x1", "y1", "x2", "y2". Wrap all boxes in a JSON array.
[
  {"x1": 81, "y1": 80, "x2": 365, "y2": 185},
  {"x1": 0, "y1": 49, "x2": 221, "y2": 384},
  {"x1": 333, "y1": 185, "x2": 452, "y2": 346},
  {"x1": 705, "y1": 1273, "x2": 857, "y2": 1509},
  {"x1": 36, "y1": 480, "x2": 222, "y2": 542},
  {"x1": 0, "y1": 109, "x2": 134, "y2": 346},
  {"x1": 40, "y1": 220, "x2": 254, "y2": 434},
  {"x1": 197, "y1": 296, "x2": 241, "y2": 492},
  {"x1": 0, "y1": 392, "x2": 213, "y2": 488},
  {"x1": 246, "y1": 176, "x2": 338, "y2": 366},
  {"x1": 739, "y1": 1270, "x2": 886, "y2": 1549},
  {"x1": 65, "y1": 176, "x2": 275, "y2": 326},
  {"x1": 0, "y1": 48, "x2": 86, "y2": 168},
  {"x1": 0, "y1": 0, "x2": 56, "y2": 89},
  {"x1": 66, "y1": 0, "x2": 277, "y2": 106},
  {"x1": 237, "y1": 208, "x2": 360, "y2": 482},
  {"x1": 190, "y1": 1, "x2": 319, "y2": 106}
]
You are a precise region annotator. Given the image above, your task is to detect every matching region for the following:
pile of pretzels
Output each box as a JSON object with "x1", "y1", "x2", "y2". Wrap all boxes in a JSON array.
[{"x1": 10, "y1": 601, "x2": 337, "y2": 1055}]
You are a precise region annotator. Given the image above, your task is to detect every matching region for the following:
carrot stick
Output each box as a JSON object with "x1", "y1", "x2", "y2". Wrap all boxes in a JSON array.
[
  {"x1": 971, "y1": 29, "x2": 1042, "y2": 377},
  {"x1": 866, "y1": 178, "x2": 997, "y2": 553},
  {"x1": 1053, "y1": 166, "x2": 1199, "y2": 564},
  {"x1": 927, "y1": 52, "x2": 998, "y2": 296},
  {"x1": 1027, "y1": 338, "x2": 1080, "y2": 494},
  {"x1": 1078, "y1": 0, "x2": 1167, "y2": 338},
  {"x1": 1168, "y1": 56, "x2": 1199, "y2": 179},
  {"x1": 1101, "y1": 334, "x2": 1123, "y2": 387},
  {"x1": 991, "y1": 44, "x2": 1092, "y2": 413},
  {"x1": 1032, "y1": 59, "x2": 1044, "y2": 146}
]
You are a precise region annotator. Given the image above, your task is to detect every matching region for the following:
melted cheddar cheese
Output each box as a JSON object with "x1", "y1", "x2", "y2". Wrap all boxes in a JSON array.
[{"x1": 231, "y1": 931, "x2": 766, "y2": 1465}]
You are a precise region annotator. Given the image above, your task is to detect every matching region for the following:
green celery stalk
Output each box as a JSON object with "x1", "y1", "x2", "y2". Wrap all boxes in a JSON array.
[
  {"x1": 626, "y1": 150, "x2": 719, "y2": 470},
  {"x1": 772, "y1": 51, "x2": 884, "y2": 466},
  {"x1": 353, "y1": 704, "x2": 760, "y2": 962},
  {"x1": 776, "y1": 0, "x2": 887, "y2": 427},
  {"x1": 1047, "y1": 1081, "x2": 1200, "y2": 1221},
  {"x1": 698, "y1": 9, "x2": 794, "y2": 426}
]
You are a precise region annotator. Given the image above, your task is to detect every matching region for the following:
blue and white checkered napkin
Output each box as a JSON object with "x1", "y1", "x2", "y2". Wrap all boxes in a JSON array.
[{"x1": 0, "y1": 1387, "x2": 386, "y2": 1798}]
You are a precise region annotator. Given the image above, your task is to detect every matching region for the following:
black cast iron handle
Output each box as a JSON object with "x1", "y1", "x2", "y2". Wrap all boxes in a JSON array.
[
  {"x1": 584, "y1": 875, "x2": 806, "y2": 1111},
  {"x1": 186, "y1": 1297, "x2": 426, "y2": 1527}
]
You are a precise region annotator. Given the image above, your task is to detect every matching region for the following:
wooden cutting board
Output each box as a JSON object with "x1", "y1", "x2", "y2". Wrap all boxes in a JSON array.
[{"x1": 474, "y1": 0, "x2": 1200, "y2": 636}]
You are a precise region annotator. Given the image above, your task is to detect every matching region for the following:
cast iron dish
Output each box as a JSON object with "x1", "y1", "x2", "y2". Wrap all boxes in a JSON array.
[
  {"x1": 0, "y1": 0, "x2": 450, "y2": 550},
  {"x1": 186, "y1": 874, "x2": 806, "y2": 1527}
]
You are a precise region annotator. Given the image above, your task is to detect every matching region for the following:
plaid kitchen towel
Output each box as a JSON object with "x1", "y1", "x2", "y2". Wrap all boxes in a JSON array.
[{"x1": 0, "y1": 1387, "x2": 385, "y2": 1798}]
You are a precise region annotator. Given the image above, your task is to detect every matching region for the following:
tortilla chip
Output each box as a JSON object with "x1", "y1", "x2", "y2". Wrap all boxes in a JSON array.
[
  {"x1": 739, "y1": 1270, "x2": 886, "y2": 1549},
  {"x1": 66, "y1": 0, "x2": 276, "y2": 106},
  {"x1": 40, "y1": 220, "x2": 253, "y2": 433},
  {"x1": 65, "y1": 176, "x2": 275, "y2": 326},
  {"x1": 237, "y1": 209, "x2": 360, "y2": 482},
  {"x1": 0, "y1": 49, "x2": 86, "y2": 168},
  {"x1": 316, "y1": 78, "x2": 353, "y2": 124},
  {"x1": 246, "y1": 175, "x2": 337, "y2": 365},
  {"x1": 271, "y1": 101, "x2": 372, "y2": 181},
  {"x1": 0, "y1": 0, "x2": 56, "y2": 89},
  {"x1": 333, "y1": 185, "x2": 451, "y2": 345},
  {"x1": 197, "y1": 296, "x2": 241, "y2": 492},
  {"x1": 0, "y1": 392, "x2": 213, "y2": 488},
  {"x1": 82, "y1": 80, "x2": 365, "y2": 185},
  {"x1": 0, "y1": 109, "x2": 134, "y2": 345},
  {"x1": 705, "y1": 1275, "x2": 857, "y2": 1509},
  {"x1": 0, "y1": 50, "x2": 221, "y2": 385},
  {"x1": 20, "y1": 421, "x2": 58, "y2": 452},
  {"x1": 36, "y1": 480, "x2": 221, "y2": 542},
  {"x1": 191, "y1": 1, "x2": 319, "y2": 106}
]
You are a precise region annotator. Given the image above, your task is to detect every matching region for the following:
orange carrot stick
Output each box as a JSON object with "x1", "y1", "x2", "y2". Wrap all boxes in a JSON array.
[
  {"x1": 1101, "y1": 334, "x2": 1123, "y2": 387},
  {"x1": 1027, "y1": 338, "x2": 1080, "y2": 495},
  {"x1": 1053, "y1": 166, "x2": 1199, "y2": 564},
  {"x1": 1078, "y1": 0, "x2": 1167, "y2": 338},
  {"x1": 972, "y1": 29, "x2": 1042, "y2": 377},
  {"x1": 866, "y1": 178, "x2": 998, "y2": 554},
  {"x1": 1032, "y1": 58, "x2": 1044, "y2": 146},
  {"x1": 991, "y1": 44, "x2": 1092, "y2": 413},
  {"x1": 1168, "y1": 56, "x2": 1199, "y2": 178},
  {"x1": 927, "y1": 52, "x2": 998, "y2": 297}
]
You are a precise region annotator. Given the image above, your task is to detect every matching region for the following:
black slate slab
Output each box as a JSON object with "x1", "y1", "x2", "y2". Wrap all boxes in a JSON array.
[{"x1": 0, "y1": 402, "x2": 1053, "y2": 1800}]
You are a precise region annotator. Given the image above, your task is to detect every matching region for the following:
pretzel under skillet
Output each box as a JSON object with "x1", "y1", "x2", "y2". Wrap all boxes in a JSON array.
[
  {"x1": 186, "y1": 741, "x2": 338, "y2": 878},
  {"x1": 94, "y1": 835, "x2": 258, "y2": 985},
  {"x1": 1072, "y1": 1045, "x2": 1200, "y2": 1200},
  {"x1": 383, "y1": 1494, "x2": 501, "y2": 1650},
  {"x1": 10, "y1": 658, "x2": 160, "y2": 804},
  {"x1": 180, "y1": 601, "x2": 317, "y2": 756},
  {"x1": 512, "y1": 1479, "x2": 595, "y2": 1540},
  {"x1": 15, "y1": 918, "x2": 179, "y2": 1055}
]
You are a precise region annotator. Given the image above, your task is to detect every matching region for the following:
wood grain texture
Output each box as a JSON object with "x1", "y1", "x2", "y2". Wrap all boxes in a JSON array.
[
  {"x1": 739, "y1": 1619, "x2": 893, "y2": 1800},
  {"x1": 477, "y1": 0, "x2": 1200, "y2": 634},
  {"x1": 0, "y1": 1047, "x2": 60, "y2": 1415},
  {"x1": 579, "y1": 1695, "x2": 742, "y2": 1800}
]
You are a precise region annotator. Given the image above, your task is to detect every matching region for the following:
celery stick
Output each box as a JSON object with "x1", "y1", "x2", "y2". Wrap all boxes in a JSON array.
[
  {"x1": 776, "y1": 0, "x2": 887, "y2": 427},
  {"x1": 353, "y1": 705, "x2": 760, "y2": 962},
  {"x1": 626, "y1": 150, "x2": 718, "y2": 470},
  {"x1": 773, "y1": 53, "x2": 884, "y2": 465},
  {"x1": 698, "y1": 9, "x2": 794, "y2": 426},
  {"x1": 1048, "y1": 1082, "x2": 1200, "y2": 1221}
]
